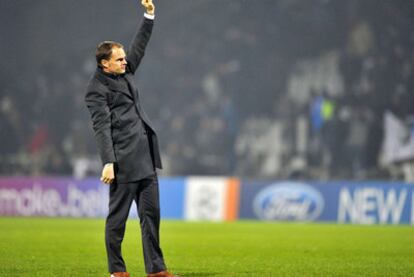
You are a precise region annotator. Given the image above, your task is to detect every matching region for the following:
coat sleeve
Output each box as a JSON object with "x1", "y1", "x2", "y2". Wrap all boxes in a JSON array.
[
  {"x1": 126, "y1": 17, "x2": 154, "y2": 74},
  {"x1": 85, "y1": 89, "x2": 116, "y2": 165}
]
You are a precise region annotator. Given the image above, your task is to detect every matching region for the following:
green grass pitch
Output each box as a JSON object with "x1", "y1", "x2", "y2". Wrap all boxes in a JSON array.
[{"x1": 0, "y1": 218, "x2": 413, "y2": 276}]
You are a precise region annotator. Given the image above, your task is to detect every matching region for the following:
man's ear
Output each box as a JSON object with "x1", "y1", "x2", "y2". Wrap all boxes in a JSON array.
[{"x1": 101, "y1": 59, "x2": 109, "y2": 69}]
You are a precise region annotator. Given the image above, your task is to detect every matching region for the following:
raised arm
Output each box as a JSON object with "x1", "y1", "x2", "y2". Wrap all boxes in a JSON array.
[{"x1": 126, "y1": 0, "x2": 155, "y2": 74}]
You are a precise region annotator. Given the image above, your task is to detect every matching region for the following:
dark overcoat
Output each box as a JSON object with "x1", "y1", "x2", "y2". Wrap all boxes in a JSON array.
[{"x1": 85, "y1": 18, "x2": 162, "y2": 183}]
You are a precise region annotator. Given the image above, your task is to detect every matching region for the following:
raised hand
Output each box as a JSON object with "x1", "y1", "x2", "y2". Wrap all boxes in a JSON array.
[{"x1": 141, "y1": 0, "x2": 155, "y2": 15}]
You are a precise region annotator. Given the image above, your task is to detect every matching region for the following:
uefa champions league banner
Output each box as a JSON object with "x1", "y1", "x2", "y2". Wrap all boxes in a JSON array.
[
  {"x1": 0, "y1": 177, "x2": 186, "y2": 218},
  {"x1": 183, "y1": 177, "x2": 240, "y2": 221},
  {"x1": 239, "y1": 181, "x2": 414, "y2": 225}
]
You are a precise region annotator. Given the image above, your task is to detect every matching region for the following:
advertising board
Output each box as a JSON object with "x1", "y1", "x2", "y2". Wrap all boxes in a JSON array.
[
  {"x1": 240, "y1": 181, "x2": 414, "y2": 224},
  {"x1": 0, "y1": 177, "x2": 185, "y2": 219}
]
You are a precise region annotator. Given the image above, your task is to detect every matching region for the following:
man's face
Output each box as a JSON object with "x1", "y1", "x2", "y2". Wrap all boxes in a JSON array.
[{"x1": 102, "y1": 47, "x2": 127, "y2": 75}]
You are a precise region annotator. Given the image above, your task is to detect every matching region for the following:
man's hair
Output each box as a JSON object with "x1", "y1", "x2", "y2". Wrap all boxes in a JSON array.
[{"x1": 96, "y1": 41, "x2": 124, "y2": 68}]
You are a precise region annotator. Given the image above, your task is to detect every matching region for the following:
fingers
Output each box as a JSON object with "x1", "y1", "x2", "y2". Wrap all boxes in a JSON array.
[
  {"x1": 100, "y1": 176, "x2": 114, "y2": 185},
  {"x1": 101, "y1": 163, "x2": 115, "y2": 185},
  {"x1": 141, "y1": 0, "x2": 154, "y2": 10},
  {"x1": 100, "y1": 178, "x2": 113, "y2": 185}
]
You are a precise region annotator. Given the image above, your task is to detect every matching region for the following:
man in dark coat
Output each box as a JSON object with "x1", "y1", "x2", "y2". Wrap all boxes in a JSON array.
[{"x1": 85, "y1": 1, "x2": 177, "y2": 277}]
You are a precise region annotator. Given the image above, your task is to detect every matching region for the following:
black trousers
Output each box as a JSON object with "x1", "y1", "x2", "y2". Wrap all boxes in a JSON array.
[{"x1": 105, "y1": 173, "x2": 166, "y2": 274}]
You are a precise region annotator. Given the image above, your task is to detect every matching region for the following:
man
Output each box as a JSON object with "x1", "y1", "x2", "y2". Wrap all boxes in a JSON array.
[{"x1": 85, "y1": 1, "x2": 177, "y2": 276}]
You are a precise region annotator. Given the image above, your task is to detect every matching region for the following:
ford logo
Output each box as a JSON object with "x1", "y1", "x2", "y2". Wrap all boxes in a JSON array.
[{"x1": 253, "y1": 182, "x2": 324, "y2": 221}]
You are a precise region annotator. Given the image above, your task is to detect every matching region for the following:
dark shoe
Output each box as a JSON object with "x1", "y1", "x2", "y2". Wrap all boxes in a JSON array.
[
  {"x1": 110, "y1": 272, "x2": 130, "y2": 277},
  {"x1": 147, "y1": 271, "x2": 179, "y2": 277}
]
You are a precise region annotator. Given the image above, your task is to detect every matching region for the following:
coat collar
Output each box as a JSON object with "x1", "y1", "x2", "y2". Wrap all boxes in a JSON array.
[{"x1": 94, "y1": 68, "x2": 135, "y2": 100}]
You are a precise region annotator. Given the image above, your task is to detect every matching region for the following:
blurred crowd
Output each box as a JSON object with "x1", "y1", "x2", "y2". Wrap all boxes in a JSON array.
[{"x1": 1, "y1": 0, "x2": 413, "y2": 180}]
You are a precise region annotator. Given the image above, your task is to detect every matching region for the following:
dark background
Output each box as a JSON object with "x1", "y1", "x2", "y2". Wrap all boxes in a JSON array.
[{"x1": 1, "y1": 0, "x2": 413, "y2": 179}]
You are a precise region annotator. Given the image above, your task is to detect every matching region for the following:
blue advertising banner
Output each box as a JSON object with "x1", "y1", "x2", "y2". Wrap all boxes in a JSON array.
[
  {"x1": 3, "y1": 177, "x2": 413, "y2": 224},
  {"x1": 239, "y1": 181, "x2": 414, "y2": 225},
  {"x1": 159, "y1": 177, "x2": 185, "y2": 219}
]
